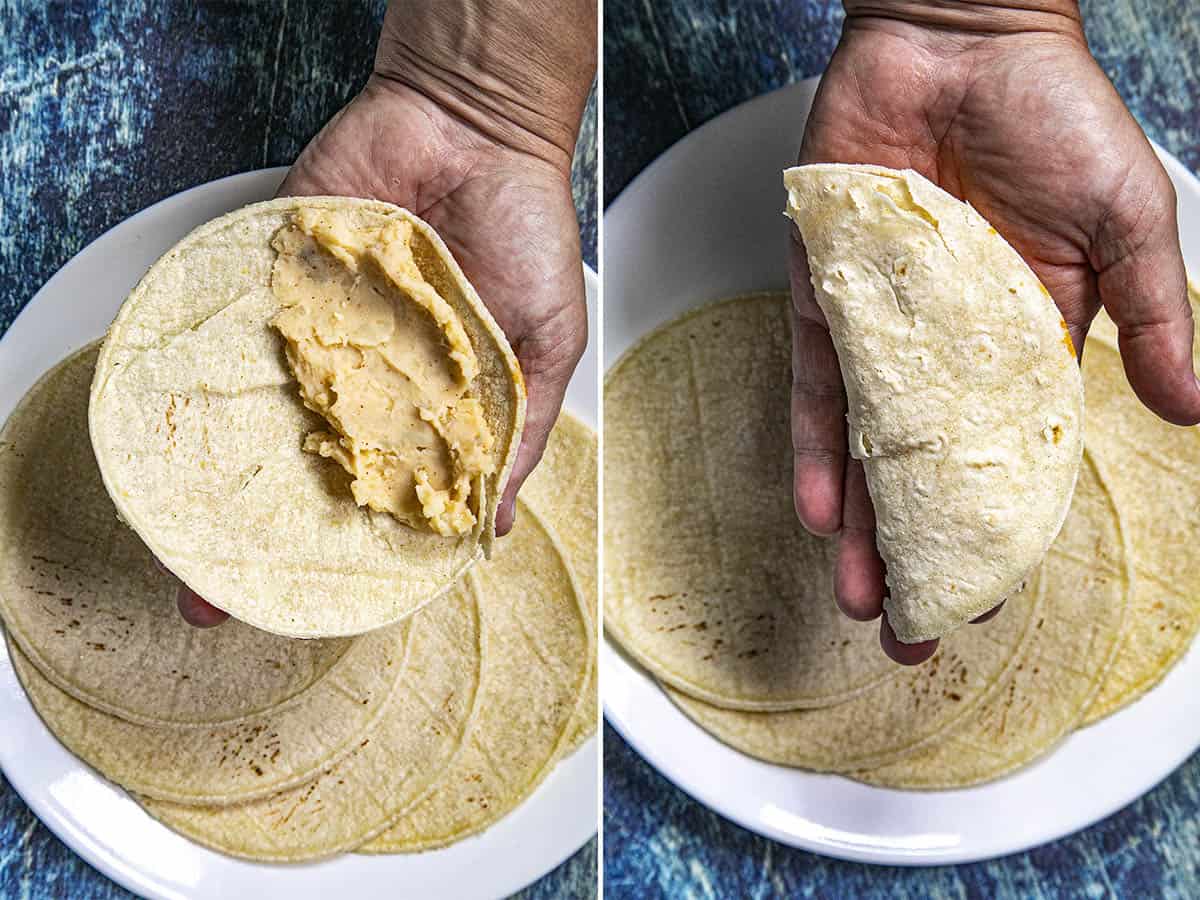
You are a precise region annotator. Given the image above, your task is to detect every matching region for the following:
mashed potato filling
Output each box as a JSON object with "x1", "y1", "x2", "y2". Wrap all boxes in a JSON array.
[{"x1": 271, "y1": 208, "x2": 495, "y2": 536}]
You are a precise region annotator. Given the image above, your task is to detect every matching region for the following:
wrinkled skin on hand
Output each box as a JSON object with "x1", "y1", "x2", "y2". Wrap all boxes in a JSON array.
[{"x1": 790, "y1": 7, "x2": 1200, "y2": 663}]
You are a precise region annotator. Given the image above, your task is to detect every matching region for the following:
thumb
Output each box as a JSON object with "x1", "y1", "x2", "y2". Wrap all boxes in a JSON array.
[
  {"x1": 1093, "y1": 162, "x2": 1200, "y2": 426},
  {"x1": 153, "y1": 556, "x2": 229, "y2": 628},
  {"x1": 177, "y1": 586, "x2": 231, "y2": 629},
  {"x1": 494, "y1": 299, "x2": 588, "y2": 536}
]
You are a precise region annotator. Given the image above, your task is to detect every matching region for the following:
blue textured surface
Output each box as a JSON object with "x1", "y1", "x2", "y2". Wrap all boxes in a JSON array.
[
  {"x1": 0, "y1": 2, "x2": 596, "y2": 898},
  {"x1": 603, "y1": 0, "x2": 1200, "y2": 896}
]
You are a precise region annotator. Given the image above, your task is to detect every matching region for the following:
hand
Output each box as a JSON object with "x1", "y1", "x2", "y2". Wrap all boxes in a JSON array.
[
  {"x1": 790, "y1": 0, "x2": 1200, "y2": 664},
  {"x1": 176, "y1": 0, "x2": 595, "y2": 627}
]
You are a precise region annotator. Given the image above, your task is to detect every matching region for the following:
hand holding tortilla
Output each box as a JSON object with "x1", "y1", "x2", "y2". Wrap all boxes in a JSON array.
[
  {"x1": 784, "y1": 164, "x2": 1083, "y2": 644},
  {"x1": 172, "y1": 0, "x2": 595, "y2": 627},
  {"x1": 789, "y1": 8, "x2": 1199, "y2": 661},
  {"x1": 284, "y1": 0, "x2": 594, "y2": 540},
  {"x1": 91, "y1": 197, "x2": 524, "y2": 639}
]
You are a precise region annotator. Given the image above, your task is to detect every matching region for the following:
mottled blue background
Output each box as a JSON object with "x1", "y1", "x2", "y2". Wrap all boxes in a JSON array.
[
  {"x1": 603, "y1": 0, "x2": 1200, "y2": 897},
  {"x1": 0, "y1": 2, "x2": 596, "y2": 898}
]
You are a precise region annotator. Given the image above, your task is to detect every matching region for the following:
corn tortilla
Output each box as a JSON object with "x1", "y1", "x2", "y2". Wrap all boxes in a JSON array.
[
  {"x1": 667, "y1": 577, "x2": 1038, "y2": 773},
  {"x1": 0, "y1": 344, "x2": 351, "y2": 728},
  {"x1": 137, "y1": 582, "x2": 483, "y2": 861},
  {"x1": 361, "y1": 503, "x2": 591, "y2": 853},
  {"x1": 89, "y1": 197, "x2": 524, "y2": 639},
  {"x1": 9, "y1": 618, "x2": 407, "y2": 805},
  {"x1": 1078, "y1": 288, "x2": 1200, "y2": 723},
  {"x1": 521, "y1": 413, "x2": 597, "y2": 751},
  {"x1": 604, "y1": 294, "x2": 896, "y2": 711}
]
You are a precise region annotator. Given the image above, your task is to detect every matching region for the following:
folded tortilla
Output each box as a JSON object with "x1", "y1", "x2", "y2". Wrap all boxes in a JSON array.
[{"x1": 784, "y1": 164, "x2": 1083, "y2": 643}]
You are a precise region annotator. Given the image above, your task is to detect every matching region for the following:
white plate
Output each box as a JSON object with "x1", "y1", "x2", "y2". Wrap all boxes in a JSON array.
[
  {"x1": 0, "y1": 169, "x2": 598, "y2": 900},
  {"x1": 603, "y1": 77, "x2": 1200, "y2": 866}
]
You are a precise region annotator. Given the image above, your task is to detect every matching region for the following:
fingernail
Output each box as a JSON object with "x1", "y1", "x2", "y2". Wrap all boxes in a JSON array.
[{"x1": 497, "y1": 502, "x2": 516, "y2": 535}]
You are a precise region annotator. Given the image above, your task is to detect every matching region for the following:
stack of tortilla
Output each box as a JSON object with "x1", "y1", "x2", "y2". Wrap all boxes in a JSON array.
[
  {"x1": 0, "y1": 344, "x2": 596, "y2": 859},
  {"x1": 604, "y1": 289, "x2": 1200, "y2": 789}
]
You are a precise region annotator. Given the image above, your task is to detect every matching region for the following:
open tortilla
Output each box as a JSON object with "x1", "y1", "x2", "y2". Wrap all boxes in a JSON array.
[
  {"x1": 361, "y1": 503, "x2": 591, "y2": 853},
  {"x1": 0, "y1": 344, "x2": 352, "y2": 728},
  {"x1": 1077, "y1": 282, "x2": 1200, "y2": 723},
  {"x1": 9, "y1": 617, "x2": 404, "y2": 805},
  {"x1": 668, "y1": 453, "x2": 1122, "y2": 777},
  {"x1": 521, "y1": 413, "x2": 598, "y2": 751},
  {"x1": 604, "y1": 294, "x2": 895, "y2": 711},
  {"x1": 667, "y1": 569, "x2": 1038, "y2": 772},
  {"x1": 89, "y1": 197, "x2": 524, "y2": 638},
  {"x1": 138, "y1": 583, "x2": 482, "y2": 861},
  {"x1": 785, "y1": 164, "x2": 1084, "y2": 643}
]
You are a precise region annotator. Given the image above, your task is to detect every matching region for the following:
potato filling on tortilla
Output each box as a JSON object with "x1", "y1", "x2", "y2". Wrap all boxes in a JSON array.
[{"x1": 271, "y1": 208, "x2": 495, "y2": 536}]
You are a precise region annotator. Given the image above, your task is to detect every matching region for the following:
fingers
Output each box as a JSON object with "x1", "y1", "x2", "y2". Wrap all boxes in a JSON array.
[
  {"x1": 1094, "y1": 164, "x2": 1200, "y2": 426},
  {"x1": 834, "y1": 459, "x2": 886, "y2": 621},
  {"x1": 878, "y1": 599, "x2": 1000, "y2": 666},
  {"x1": 495, "y1": 298, "x2": 588, "y2": 536},
  {"x1": 176, "y1": 586, "x2": 229, "y2": 628},
  {"x1": 791, "y1": 228, "x2": 894, "y2": 656},
  {"x1": 790, "y1": 227, "x2": 848, "y2": 536},
  {"x1": 494, "y1": 398, "x2": 552, "y2": 536},
  {"x1": 878, "y1": 595, "x2": 1001, "y2": 666},
  {"x1": 155, "y1": 556, "x2": 229, "y2": 628},
  {"x1": 835, "y1": 454, "x2": 938, "y2": 668},
  {"x1": 834, "y1": 460, "x2": 998, "y2": 661},
  {"x1": 880, "y1": 617, "x2": 939, "y2": 666}
]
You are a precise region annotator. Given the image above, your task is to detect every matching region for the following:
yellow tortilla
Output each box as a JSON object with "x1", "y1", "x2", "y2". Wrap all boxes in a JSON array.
[
  {"x1": 521, "y1": 412, "x2": 598, "y2": 750},
  {"x1": 360, "y1": 503, "x2": 591, "y2": 853},
  {"x1": 0, "y1": 344, "x2": 352, "y2": 728},
  {"x1": 604, "y1": 294, "x2": 897, "y2": 711},
  {"x1": 137, "y1": 583, "x2": 482, "y2": 861},
  {"x1": 1078, "y1": 285, "x2": 1200, "y2": 723},
  {"x1": 89, "y1": 197, "x2": 524, "y2": 638},
  {"x1": 853, "y1": 453, "x2": 1130, "y2": 788},
  {"x1": 667, "y1": 577, "x2": 1038, "y2": 772},
  {"x1": 9, "y1": 618, "x2": 407, "y2": 805}
]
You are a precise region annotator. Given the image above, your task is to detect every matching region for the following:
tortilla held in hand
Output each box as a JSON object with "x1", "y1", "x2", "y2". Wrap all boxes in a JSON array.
[
  {"x1": 784, "y1": 164, "x2": 1083, "y2": 644},
  {"x1": 89, "y1": 197, "x2": 524, "y2": 639}
]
